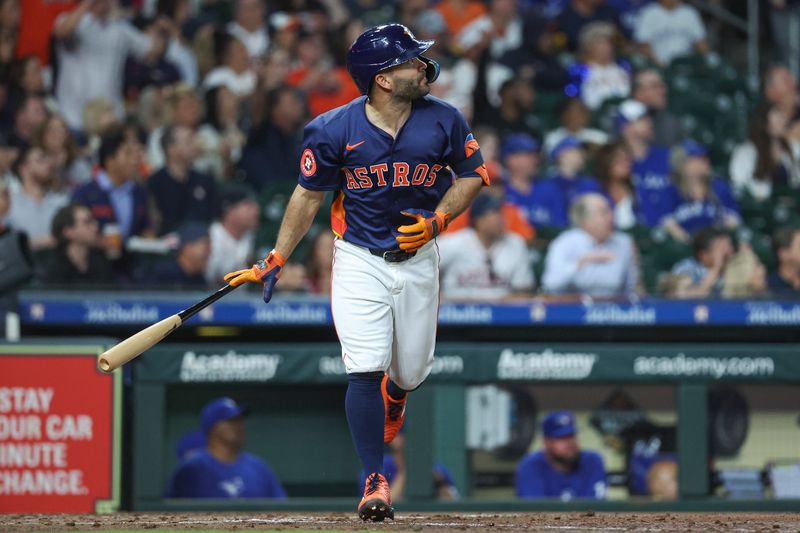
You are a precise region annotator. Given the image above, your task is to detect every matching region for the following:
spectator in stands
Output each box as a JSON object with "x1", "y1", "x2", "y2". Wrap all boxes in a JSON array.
[
  {"x1": 148, "y1": 124, "x2": 216, "y2": 235},
  {"x1": 542, "y1": 193, "x2": 638, "y2": 297},
  {"x1": 721, "y1": 245, "x2": 767, "y2": 299},
  {"x1": 205, "y1": 184, "x2": 259, "y2": 285},
  {"x1": 763, "y1": 65, "x2": 799, "y2": 125},
  {"x1": 34, "y1": 114, "x2": 92, "y2": 190},
  {"x1": 669, "y1": 227, "x2": 733, "y2": 298},
  {"x1": 53, "y1": 0, "x2": 165, "y2": 130},
  {"x1": 7, "y1": 146, "x2": 68, "y2": 250},
  {"x1": 516, "y1": 410, "x2": 607, "y2": 500},
  {"x1": 165, "y1": 397, "x2": 287, "y2": 498},
  {"x1": 44, "y1": 204, "x2": 114, "y2": 286},
  {"x1": 304, "y1": 230, "x2": 334, "y2": 295},
  {"x1": 285, "y1": 32, "x2": 361, "y2": 118},
  {"x1": 634, "y1": 0, "x2": 708, "y2": 67},
  {"x1": 553, "y1": 0, "x2": 624, "y2": 53},
  {"x1": 147, "y1": 83, "x2": 204, "y2": 170},
  {"x1": 9, "y1": 55, "x2": 47, "y2": 100},
  {"x1": 149, "y1": 221, "x2": 210, "y2": 287},
  {"x1": 616, "y1": 99, "x2": 679, "y2": 227},
  {"x1": 227, "y1": 0, "x2": 268, "y2": 61},
  {"x1": 239, "y1": 85, "x2": 306, "y2": 190},
  {"x1": 157, "y1": 0, "x2": 199, "y2": 87},
  {"x1": 475, "y1": 76, "x2": 541, "y2": 142},
  {"x1": 438, "y1": 193, "x2": 535, "y2": 300},
  {"x1": 445, "y1": 132, "x2": 536, "y2": 242},
  {"x1": 729, "y1": 104, "x2": 798, "y2": 202},
  {"x1": 501, "y1": 133, "x2": 555, "y2": 229},
  {"x1": 541, "y1": 136, "x2": 602, "y2": 228},
  {"x1": 8, "y1": 93, "x2": 47, "y2": 152},
  {"x1": 769, "y1": 226, "x2": 800, "y2": 296},
  {"x1": 632, "y1": 68, "x2": 685, "y2": 147},
  {"x1": 593, "y1": 143, "x2": 636, "y2": 230},
  {"x1": 72, "y1": 126, "x2": 153, "y2": 243},
  {"x1": 197, "y1": 86, "x2": 246, "y2": 181},
  {"x1": 123, "y1": 17, "x2": 181, "y2": 103},
  {"x1": 660, "y1": 142, "x2": 740, "y2": 243},
  {"x1": 543, "y1": 97, "x2": 608, "y2": 158},
  {"x1": 569, "y1": 21, "x2": 630, "y2": 111},
  {"x1": 203, "y1": 31, "x2": 256, "y2": 98},
  {"x1": 456, "y1": 0, "x2": 528, "y2": 109}
]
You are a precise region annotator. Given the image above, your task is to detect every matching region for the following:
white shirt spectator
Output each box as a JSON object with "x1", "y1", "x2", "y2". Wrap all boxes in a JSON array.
[
  {"x1": 166, "y1": 39, "x2": 199, "y2": 87},
  {"x1": 227, "y1": 21, "x2": 269, "y2": 61},
  {"x1": 542, "y1": 228, "x2": 638, "y2": 297},
  {"x1": 438, "y1": 228, "x2": 534, "y2": 300},
  {"x1": 54, "y1": 12, "x2": 153, "y2": 130},
  {"x1": 580, "y1": 63, "x2": 631, "y2": 110},
  {"x1": 205, "y1": 221, "x2": 255, "y2": 284},
  {"x1": 7, "y1": 188, "x2": 69, "y2": 241},
  {"x1": 634, "y1": 2, "x2": 705, "y2": 65},
  {"x1": 202, "y1": 67, "x2": 257, "y2": 98},
  {"x1": 729, "y1": 141, "x2": 800, "y2": 201}
]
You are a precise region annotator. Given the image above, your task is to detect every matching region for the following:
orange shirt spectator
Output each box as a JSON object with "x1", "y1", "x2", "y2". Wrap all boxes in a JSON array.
[
  {"x1": 286, "y1": 66, "x2": 361, "y2": 118},
  {"x1": 16, "y1": 0, "x2": 77, "y2": 65},
  {"x1": 435, "y1": 0, "x2": 487, "y2": 37}
]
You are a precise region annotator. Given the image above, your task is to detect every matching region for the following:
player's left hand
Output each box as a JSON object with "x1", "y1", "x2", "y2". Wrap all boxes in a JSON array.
[
  {"x1": 396, "y1": 209, "x2": 450, "y2": 252},
  {"x1": 224, "y1": 250, "x2": 286, "y2": 303}
]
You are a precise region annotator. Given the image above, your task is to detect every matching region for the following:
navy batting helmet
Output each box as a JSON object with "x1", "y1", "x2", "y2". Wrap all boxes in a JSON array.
[{"x1": 346, "y1": 24, "x2": 440, "y2": 95}]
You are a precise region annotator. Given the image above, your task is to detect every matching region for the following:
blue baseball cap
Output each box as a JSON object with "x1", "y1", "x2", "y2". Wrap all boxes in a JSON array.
[
  {"x1": 542, "y1": 410, "x2": 577, "y2": 438},
  {"x1": 200, "y1": 397, "x2": 248, "y2": 434},
  {"x1": 681, "y1": 139, "x2": 707, "y2": 157},
  {"x1": 549, "y1": 135, "x2": 583, "y2": 160},
  {"x1": 613, "y1": 99, "x2": 648, "y2": 133},
  {"x1": 176, "y1": 428, "x2": 206, "y2": 460},
  {"x1": 501, "y1": 133, "x2": 540, "y2": 159}
]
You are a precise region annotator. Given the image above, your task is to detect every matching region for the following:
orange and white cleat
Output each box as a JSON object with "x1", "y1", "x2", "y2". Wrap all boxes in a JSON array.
[
  {"x1": 358, "y1": 472, "x2": 394, "y2": 521},
  {"x1": 381, "y1": 374, "x2": 407, "y2": 444}
]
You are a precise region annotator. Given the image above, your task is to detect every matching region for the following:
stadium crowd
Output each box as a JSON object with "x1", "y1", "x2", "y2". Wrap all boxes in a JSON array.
[{"x1": 0, "y1": 0, "x2": 799, "y2": 300}]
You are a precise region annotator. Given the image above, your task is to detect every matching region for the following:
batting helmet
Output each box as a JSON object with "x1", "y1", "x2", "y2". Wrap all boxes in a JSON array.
[{"x1": 346, "y1": 23, "x2": 440, "y2": 95}]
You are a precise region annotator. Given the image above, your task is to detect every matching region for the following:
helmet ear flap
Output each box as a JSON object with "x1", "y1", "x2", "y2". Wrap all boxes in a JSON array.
[{"x1": 420, "y1": 55, "x2": 440, "y2": 84}]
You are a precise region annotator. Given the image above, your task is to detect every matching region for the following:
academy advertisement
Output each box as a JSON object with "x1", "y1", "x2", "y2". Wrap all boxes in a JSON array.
[{"x1": 0, "y1": 351, "x2": 120, "y2": 513}]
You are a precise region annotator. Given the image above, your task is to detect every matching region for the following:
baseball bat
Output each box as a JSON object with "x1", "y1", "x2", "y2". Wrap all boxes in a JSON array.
[{"x1": 97, "y1": 283, "x2": 238, "y2": 372}]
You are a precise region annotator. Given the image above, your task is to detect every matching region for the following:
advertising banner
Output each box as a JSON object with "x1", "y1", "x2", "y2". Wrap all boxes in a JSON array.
[{"x1": 0, "y1": 344, "x2": 121, "y2": 513}]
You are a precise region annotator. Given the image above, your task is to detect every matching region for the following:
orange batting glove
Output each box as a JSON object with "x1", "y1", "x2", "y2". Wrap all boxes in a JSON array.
[
  {"x1": 395, "y1": 209, "x2": 450, "y2": 252},
  {"x1": 224, "y1": 250, "x2": 286, "y2": 303}
]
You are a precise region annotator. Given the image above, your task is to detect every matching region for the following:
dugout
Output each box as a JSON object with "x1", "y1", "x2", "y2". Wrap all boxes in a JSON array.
[{"x1": 127, "y1": 341, "x2": 800, "y2": 512}]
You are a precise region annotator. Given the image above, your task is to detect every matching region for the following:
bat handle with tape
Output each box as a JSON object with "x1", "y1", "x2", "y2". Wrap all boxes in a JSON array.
[{"x1": 97, "y1": 284, "x2": 239, "y2": 373}]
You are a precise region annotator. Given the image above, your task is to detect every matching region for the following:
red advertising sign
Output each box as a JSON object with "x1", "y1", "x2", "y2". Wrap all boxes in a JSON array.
[{"x1": 0, "y1": 349, "x2": 120, "y2": 513}]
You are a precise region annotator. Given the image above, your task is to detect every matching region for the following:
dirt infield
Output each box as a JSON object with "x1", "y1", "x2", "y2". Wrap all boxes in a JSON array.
[{"x1": 3, "y1": 512, "x2": 800, "y2": 532}]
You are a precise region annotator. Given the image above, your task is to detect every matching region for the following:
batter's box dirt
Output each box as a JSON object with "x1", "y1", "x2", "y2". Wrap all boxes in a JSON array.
[{"x1": 2, "y1": 512, "x2": 800, "y2": 532}]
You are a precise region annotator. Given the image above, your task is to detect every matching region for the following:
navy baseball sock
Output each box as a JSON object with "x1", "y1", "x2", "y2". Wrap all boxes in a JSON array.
[
  {"x1": 345, "y1": 372, "x2": 384, "y2": 477},
  {"x1": 385, "y1": 378, "x2": 408, "y2": 401}
]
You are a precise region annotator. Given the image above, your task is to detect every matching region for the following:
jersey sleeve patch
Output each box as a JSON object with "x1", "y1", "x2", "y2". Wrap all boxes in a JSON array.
[{"x1": 301, "y1": 148, "x2": 317, "y2": 177}]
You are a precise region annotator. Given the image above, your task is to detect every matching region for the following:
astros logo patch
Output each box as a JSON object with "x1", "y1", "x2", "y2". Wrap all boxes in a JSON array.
[{"x1": 301, "y1": 149, "x2": 317, "y2": 176}]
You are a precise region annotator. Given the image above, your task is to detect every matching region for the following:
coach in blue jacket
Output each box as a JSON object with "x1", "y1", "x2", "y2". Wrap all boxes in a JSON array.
[{"x1": 516, "y1": 410, "x2": 607, "y2": 500}]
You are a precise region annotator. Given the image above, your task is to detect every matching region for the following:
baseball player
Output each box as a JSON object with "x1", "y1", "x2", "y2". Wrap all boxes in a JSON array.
[{"x1": 224, "y1": 24, "x2": 488, "y2": 521}]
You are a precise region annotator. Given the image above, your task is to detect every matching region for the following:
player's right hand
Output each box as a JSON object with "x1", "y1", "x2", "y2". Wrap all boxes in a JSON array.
[{"x1": 224, "y1": 249, "x2": 286, "y2": 303}]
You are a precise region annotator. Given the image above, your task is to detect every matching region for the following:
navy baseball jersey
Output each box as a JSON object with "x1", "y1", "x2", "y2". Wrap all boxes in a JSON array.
[
  {"x1": 165, "y1": 450, "x2": 287, "y2": 499},
  {"x1": 516, "y1": 450, "x2": 607, "y2": 500},
  {"x1": 297, "y1": 95, "x2": 488, "y2": 250}
]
